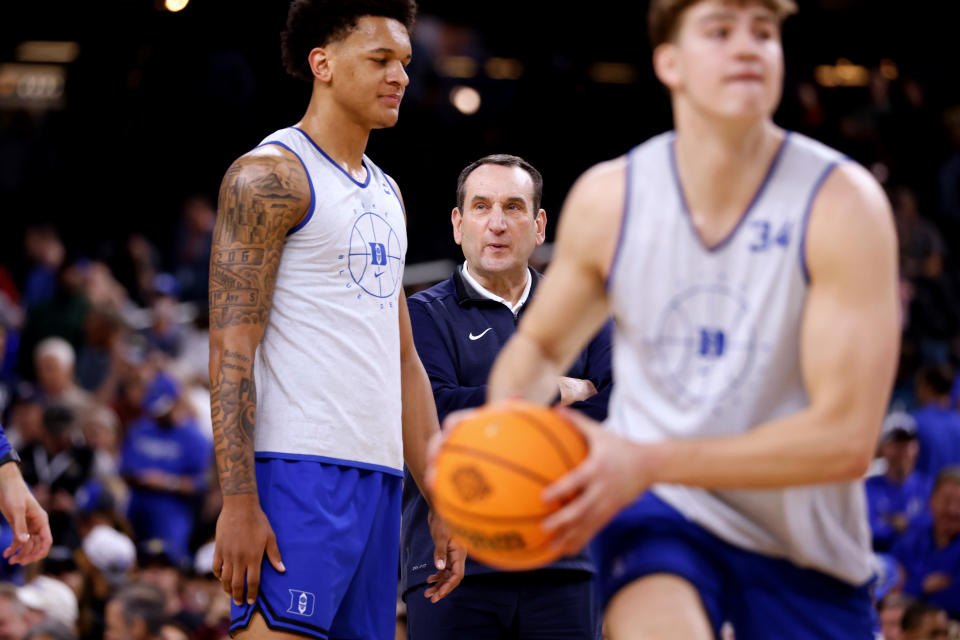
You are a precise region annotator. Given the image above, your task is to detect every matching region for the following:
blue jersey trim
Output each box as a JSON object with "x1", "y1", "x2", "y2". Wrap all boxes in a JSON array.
[
  {"x1": 254, "y1": 451, "x2": 404, "y2": 477},
  {"x1": 378, "y1": 166, "x2": 405, "y2": 215},
  {"x1": 799, "y1": 161, "x2": 842, "y2": 284},
  {"x1": 605, "y1": 151, "x2": 634, "y2": 293},
  {"x1": 671, "y1": 130, "x2": 791, "y2": 253},
  {"x1": 256, "y1": 141, "x2": 317, "y2": 236},
  {"x1": 291, "y1": 127, "x2": 371, "y2": 189},
  {"x1": 231, "y1": 600, "x2": 330, "y2": 639}
]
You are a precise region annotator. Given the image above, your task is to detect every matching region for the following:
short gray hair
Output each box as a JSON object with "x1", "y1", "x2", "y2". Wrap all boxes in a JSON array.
[{"x1": 35, "y1": 336, "x2": 75, "y2": 370}]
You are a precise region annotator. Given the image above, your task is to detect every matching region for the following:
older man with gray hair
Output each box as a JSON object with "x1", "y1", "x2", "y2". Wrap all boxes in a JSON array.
[{"x1": 33, "y1": 337, "x2": 90, "y2": 414}]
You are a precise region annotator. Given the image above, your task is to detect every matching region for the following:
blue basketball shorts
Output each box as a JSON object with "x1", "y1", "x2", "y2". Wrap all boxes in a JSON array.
[
  {"x1": 591, "y1": 492, "x2": 876, "y2": 640},
  {"x1": 230, "y1": 458, "x2": 402, "y2": 639}
]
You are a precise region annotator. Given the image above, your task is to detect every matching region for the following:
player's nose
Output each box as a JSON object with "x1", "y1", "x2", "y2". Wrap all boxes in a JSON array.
[{"x1": 387, "y1": 60, "x2": 409, "y2": 87}]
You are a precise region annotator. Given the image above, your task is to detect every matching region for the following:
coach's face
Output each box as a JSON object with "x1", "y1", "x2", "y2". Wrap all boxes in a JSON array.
[{"x1": 453, "y1": 164, "x2": 546, "y2": 283}]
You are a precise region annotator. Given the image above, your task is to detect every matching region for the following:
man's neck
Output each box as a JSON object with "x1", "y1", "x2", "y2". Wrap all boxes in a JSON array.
[
  {"x1": 885, "y1": 467, "x2": 909, "y2": 485},
  {"x1": 298, "y1": 93, "x2": 371, "y2": 174},
  {"x1": 673, "y1": 103, "x2": 782, "y2": 222},
  {"x1": 465, "y1": 263, "x2": 529, "y2": 306}
]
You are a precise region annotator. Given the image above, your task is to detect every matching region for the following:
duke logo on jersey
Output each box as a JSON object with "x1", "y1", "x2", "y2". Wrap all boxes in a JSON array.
[
  {"x1": 348, "y1": 211, "x2": 403, "y2": 299},
  {"x1": 287, "y1": 589, "x2": 316, "y2": 617}
]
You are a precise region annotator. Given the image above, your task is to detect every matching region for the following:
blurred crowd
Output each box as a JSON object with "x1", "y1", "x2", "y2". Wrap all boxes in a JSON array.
[{"x1": 0, "y1": 66, "x2": 959, "y2": 639}]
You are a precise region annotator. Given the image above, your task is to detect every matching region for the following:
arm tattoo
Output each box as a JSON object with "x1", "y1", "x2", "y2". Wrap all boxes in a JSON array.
[{"x1": 208, "y1": 152, "x2": 309, "y2": 496}]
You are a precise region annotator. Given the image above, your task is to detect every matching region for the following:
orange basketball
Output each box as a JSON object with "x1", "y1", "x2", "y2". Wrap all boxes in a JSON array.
[{"x1": 431, "y1": 400, "x2": 588, "y2": 571}]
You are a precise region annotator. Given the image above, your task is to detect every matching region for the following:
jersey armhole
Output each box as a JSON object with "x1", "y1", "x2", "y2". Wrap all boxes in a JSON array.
[
  {"x1": 605, "y1": 150, "x2": 634, "y2": 293},
  {"x1": 798, "y1": 160, "x2": 843, "y2": 284},
  {"x1": 378, "y1": 166, "x2": 405, "y2": 216},
  {"x1": 255, "y1": 141, "x2": 316, "y2": 237}
]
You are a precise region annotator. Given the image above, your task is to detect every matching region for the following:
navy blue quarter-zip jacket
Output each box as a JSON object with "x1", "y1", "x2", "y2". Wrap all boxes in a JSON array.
[{"x1": 400, "y1": 265, "x2": 614, "y2": 598}]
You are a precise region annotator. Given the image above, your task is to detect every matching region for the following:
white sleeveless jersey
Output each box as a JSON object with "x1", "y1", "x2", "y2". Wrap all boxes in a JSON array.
[
  {"x1": 251, "y1": 127, "x2": 406, "y2": 475},
  {"x1": 608, "y1": 131, "x2": 874, "y2": 585}
]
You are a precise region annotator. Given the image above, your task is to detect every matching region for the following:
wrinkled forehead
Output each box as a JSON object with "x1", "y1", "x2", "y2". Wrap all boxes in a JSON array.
[{"x1": 464, "y1": 164, "x2": 536, "y2": 203}]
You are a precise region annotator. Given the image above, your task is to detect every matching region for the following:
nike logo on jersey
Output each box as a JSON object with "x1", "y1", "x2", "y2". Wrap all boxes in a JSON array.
[
  {"x1": 374, "y1": 271, "x2": 384, "y2": 278},
  {"x1": 469, "y1": 328, "x2": 493, "y2": 340}
]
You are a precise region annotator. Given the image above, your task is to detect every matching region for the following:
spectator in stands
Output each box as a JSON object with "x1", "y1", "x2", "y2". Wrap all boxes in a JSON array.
[
  {"x1": 77, "y1": 404, "x2": 121, "y2": 480},
  {"x1": 172, "y1": 195, "x2": 215, "y2": 304},
  {"x1": 104, "y1": 582, "x2": 167, "y2": 640},
  {"x1": 42, "y1": 545, "x2": 84, "y2": 601},
  {"x1": 180, "y1": 541, "x2": 230, "y2": 639},
  {"x1": 19, "y1": 257, "x2": 92, "y2": 381},
  {"x1": 76, "y1": 306, "x2": 126, "y2": 393},
  {"x1": 140, "y1": 274, "x2": 183, "y2": 358},
  {"x1": 878, "y1": 593, "x2": 914, "y2": 640},
  {"x1": 913, "y1": 365, "x2": 960, "y2": 481},
  {"x1": 892, "y1": 468, "x2": 960, "y2": 618},
  {"x1": 18, "y1": 405, "x2": 94, "y2": 547},
  {"x1": 867, "y1": 412, "x2": 933, "y2": 551},
  {"x1": 900, "y1": 601, "x2": 949, "y2": 640},
  {"x1": 0, "y1": 582, "x2": 30, "y2": 640},
  {"x1": 121, "y1": 371, "x2": 211, "y2": 562},
  {"x1": 23, "y1": 619, "x2": 77, "y2": 640},
  {"x1": 17, "y1": 574, "x2": 79, "y2": 631},
  {"x1": 136, "y1": 538, "x2": 203, "y2": 632},
  {"x1": 78, "y1": 524, "x2": 136, "y2": 639},
  {"x1": 22, "y1": 226, "x2": 64, "y2": 311},
  {"x1": 33, "y1": 337, "x2": 91, "y2": 414}
]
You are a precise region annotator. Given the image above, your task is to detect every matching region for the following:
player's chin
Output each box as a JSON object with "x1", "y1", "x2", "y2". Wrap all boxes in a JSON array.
[{"x1": 371, "y1": 109, "x2": 401, "y2": 129}]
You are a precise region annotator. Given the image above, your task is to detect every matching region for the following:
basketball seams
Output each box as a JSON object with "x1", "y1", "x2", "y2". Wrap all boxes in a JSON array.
[
  {"x1": 441, "y1": 443, "x2": 553, "y2": 486},
  {"x1": 434, "y1": 497, "x2": 555, "y2": 523},
  {"x1": 512, "y1": 407, "x2": 582, "y2": 471}
]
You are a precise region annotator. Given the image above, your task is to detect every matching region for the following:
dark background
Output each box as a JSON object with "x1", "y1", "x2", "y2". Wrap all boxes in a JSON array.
[{"x1": 2, "y1": 0, "x2": 959, "y2": 272}]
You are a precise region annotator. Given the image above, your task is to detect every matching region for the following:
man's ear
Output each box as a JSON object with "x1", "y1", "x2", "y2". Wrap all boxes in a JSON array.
[
  {"x1": 653, "y1": 43, "x2": 681, "y2": 91},
  {"x1": 308, "y1": 47, "x2": 333, "y2": 83},
  {"x1": 534, "y1": 209, "x2": 547, "y2": 246},
  {"x1": 451, "y1": 208, "x2": 463, "y2": 245}
]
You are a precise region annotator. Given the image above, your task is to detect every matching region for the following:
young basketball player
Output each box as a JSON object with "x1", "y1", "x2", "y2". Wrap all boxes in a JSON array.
[
  {"x1": 482, "y1": 0, "x2": 899, "y2": 638},
  {"x1": 208, "y1": 2, "x2": 464, "y2": 638}
]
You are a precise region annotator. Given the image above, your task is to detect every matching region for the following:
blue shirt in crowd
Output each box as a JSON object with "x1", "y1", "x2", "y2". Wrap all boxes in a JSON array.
[
  {"x1": 913, "y1": 403, "x2": 960, "y2": 481},
  {"x1": 865, "y1": 471, "x2": 932, "y2": 551},
  {"x1": 120, "y1": 416, "x2": 211, "y2": 562},
  {"x1": 891, "y1": 514, "x2": 960, "y2": 617}
]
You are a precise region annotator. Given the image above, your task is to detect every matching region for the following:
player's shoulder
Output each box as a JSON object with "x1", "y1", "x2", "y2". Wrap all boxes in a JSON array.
[
  {"x1": 804, "y1": 148, "x2": 896, "y2": 280},
  {"x1": 230, "y1": 143, "x2": 306, "y2": 180},
  {"x1": 572, "y1": 131, "x2": 674, "y2": 200},
  {"x1": 807, "y1": 155, "x2": 893, "y2": 252},
  {"x1": 219, "y1": 143, "x2": 311, "y2": 210}
]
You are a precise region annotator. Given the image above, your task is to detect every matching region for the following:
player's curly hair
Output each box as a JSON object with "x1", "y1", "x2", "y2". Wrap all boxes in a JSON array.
[{"x1": 281, "y1": 0, "x2": 417, "y2": 83}]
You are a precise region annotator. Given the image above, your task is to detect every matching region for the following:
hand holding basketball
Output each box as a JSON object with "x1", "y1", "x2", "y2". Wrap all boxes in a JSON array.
[
  {"x1": 428, "y1": 400, "x2": 590, "y2": 570},
  {"x1": 541, "y1": 408, "x2": 653, "y2": 556}
]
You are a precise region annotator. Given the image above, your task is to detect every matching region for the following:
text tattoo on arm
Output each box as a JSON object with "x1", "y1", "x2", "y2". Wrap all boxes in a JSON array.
[{"x1": 209, "y1": 153, "x2": 308, "y2": 495}]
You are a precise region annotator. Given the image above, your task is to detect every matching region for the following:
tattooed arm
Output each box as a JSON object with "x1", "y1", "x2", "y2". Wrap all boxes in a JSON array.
[{"x1": 208, "y1": 145, "x2": 309, "y2": 606}]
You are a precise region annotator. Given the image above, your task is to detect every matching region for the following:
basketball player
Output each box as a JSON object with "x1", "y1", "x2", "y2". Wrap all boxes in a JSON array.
[
  {"x1": 481, "y1": 0, "x2": 900, "y2": 637},
  {"x1": 402, "y1": 155, "x2": 612, "y2": 639},
  {"x1": 0, "y1": 423, "x2": 52, "y2": 565},
  {"x1": 208, "y1": 2, "x2": 464, "y2": 638}
]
